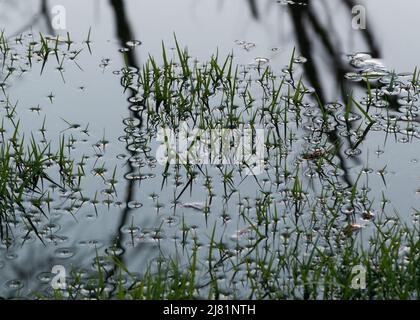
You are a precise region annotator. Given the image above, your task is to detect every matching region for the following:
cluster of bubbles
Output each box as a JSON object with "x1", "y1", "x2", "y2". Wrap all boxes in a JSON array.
[
  {"x1": 345, "y1": 52, "x2": 420, "y2": 141},
  {"x1": 0, "y1": 32, "x2": 142, "y2": 298}
]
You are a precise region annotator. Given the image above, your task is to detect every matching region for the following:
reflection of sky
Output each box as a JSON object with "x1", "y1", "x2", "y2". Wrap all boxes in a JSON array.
[{"x1": 1, "y1": 0, "x2": 420, "y2": 71}]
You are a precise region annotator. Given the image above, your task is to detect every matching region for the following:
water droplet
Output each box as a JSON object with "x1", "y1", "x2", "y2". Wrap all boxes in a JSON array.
[
  {"x1": 105, "y1": 246, "x2": 124, "y2": 256},
  {"x1": 362, "y1": 167, "x2": 373, "y2": 174},
  {"x1": 5, "y1": 252, "x2": 18, "y2": 260},
  {"x1": 182, "y1": 202, "x2": 206, "y2": 211},
  {"x1": 43, "y1": 223, "x2": 61, "y2": 233},
  {"x1": 337, "y1": 112, "x2": 362, "y2": 122},
  {"x1": 121, "y1": 225, "x2": 140, "y2": 235},
  {"x1": 345, "y1": 148, "x2": 362, "y2": 156},
  {"x1": 254, "y1": 57, "x2": 269, "y2": 64},
  {"x1": 5, "y1": 279, "x2": 24, "y2": 290},
  {"x1": 54, "y1": 247, "x2": 75, "y2": 259},
  {"x1": 37, "y1": 272, "x2": 53, "y2": 283}
]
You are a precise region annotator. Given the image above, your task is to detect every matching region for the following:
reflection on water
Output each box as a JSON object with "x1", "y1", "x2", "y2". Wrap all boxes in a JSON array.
[{"x1": 0, "y1": 0, "x2": 419, "y2": 299}]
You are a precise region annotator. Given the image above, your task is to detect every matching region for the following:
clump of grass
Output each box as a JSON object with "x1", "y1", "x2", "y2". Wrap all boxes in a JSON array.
[{"x1": 0, "y1": 115, "x2": 80, "y2": 243}]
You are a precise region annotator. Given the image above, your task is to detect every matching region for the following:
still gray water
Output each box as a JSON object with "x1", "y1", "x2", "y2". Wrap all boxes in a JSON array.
[{"x1": 0, "y1": 0, "x2": 419, "y2": 299}]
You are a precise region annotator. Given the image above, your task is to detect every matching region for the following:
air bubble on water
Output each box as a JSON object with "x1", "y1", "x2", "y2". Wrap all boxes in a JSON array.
[
  {"x1": 243, "y1": 42, "x2": 256, "y2": 51},
  {"x1": 116, "y1": 153, "x2": 128, "y2": 160},
  {"x1": 92, "y1": 167, "x2": 107, "y2": 177},
  {"x1": 348, "y1": 52, "x2": 372, "y2": 68},
  {"x1": 105, "y1": 246, "x2": 124, "y2": 256},
  {"x1": 83, "y1": 212, "x2": 97, "y2": 221},
  {"x1": 124, "y1": 172, "x2": 143, "y2": 181},
  {"x1": 234, "y1": 40, "x2": 246, "y2": 46},
  {"x1": 126, "y1": 40, "x2": 142, "y2": 48},
  {"x1": 37, "y1": 272, "x2": 53, "y2": 283},
  {"x1": 128, "y1": 95, "x2": 143, "y2": 104},
  {"x1": 91, "y1": 259, "x2": 114, "y2": 272},
  {"x1": 20, "y1": 234, "x2": 37, "y2": 244},
  {"x1": 384, "y1": 124, "x2": 400, "y2": 134},
  {"x1": 337, "y1": 112, "x2": 362, "y2": 122},
  {"x1": 362, "y1": 167, "x2": 373, "y2": 174},
  {"x1": 127, "y1": 201, "x2": 143, "y2": 209},
  {"x1": 370, "y1": 123, "x2": 383, "y2": 131},
  {"x1": 43, "y1": 223, "x2": 61, "y2": 233},
  {"x1": 325, "y1": 102, "x2": 343, "y2": 111},
  {"x1": 121, "y1": 225, "x2": 140, "y2": 235},
  {"x1": 54, "y1": 247, "x2": 75, "y2": 259},
  {"x1": 294, "y1": 56, "x2": 307, "y2": 64},
  {"x1": 5, "y1": 252, "x2": 18, "y2": 260},
  {"x1": 254, "y1": 57, "x2": 269, "y2": 64},
  {"x1": 129, "y1": 104, "x2": 145, "y2": 112},
  {"x1": 344, "y1": 148, "x2": 362, "y2": 156},
  {"x1": 5, "y1": 279, "x2": 24, "y2": 290},
  {"x1": 123, "y1": 117, "x2": 140, "y2": 127},
  {"x1": 341, "y1": 204, "x2": 356, "y2": 215},
  {"x1": 181, "y1": 202, "x2": 206, "y2": 212},
  {"x1": 78, "y1": 239, "x2": 103, "y2": 248}
]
